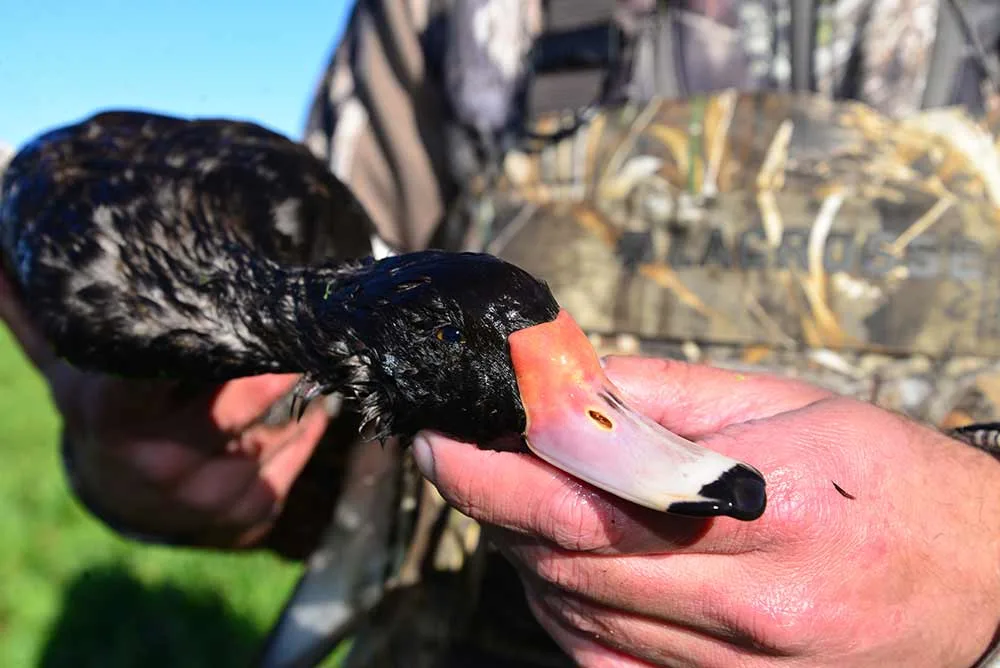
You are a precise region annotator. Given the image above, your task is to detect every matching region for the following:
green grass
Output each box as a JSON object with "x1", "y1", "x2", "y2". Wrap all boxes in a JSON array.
[{"x1": 0, "y1": 326, "x2": 341, "y2": 667}]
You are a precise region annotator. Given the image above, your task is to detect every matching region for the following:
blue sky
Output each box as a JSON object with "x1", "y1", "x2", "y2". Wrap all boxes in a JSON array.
[{"x1": 1, "y1": 1, "x2": 357, "y2": 149}]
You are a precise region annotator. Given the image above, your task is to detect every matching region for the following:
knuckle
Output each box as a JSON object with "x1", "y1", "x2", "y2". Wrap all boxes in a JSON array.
[
  {"x1": 545, "y1": 593, "x2": 612, "y2": 640},
  {"x1": 223, "y1": 484, "x2": 278, "y2": 528},
  {"x1": 731, "y1": 585, "x2": 821, "y2": 653},
  {"x1": 175, "y1": 465, "x2": 252, "y2": 513},
  {"x1": 538, "y1": 486, "x2": 619, "y2": 552},
  {"x1": 763, "y1": 476, "x2": 817, "y2": 541},
  {"x1": 175, "y1": 483, "x2": 230, "y2": 512},
  {"x1": 447, "y1": 470, "x2": 484, "y2": 519},
  {"x1": 435, "y1": 453, "x2": 499, "y2": 520},
  {"x1": 531, "y1": 551, "x2": 587, "y2": 592}
]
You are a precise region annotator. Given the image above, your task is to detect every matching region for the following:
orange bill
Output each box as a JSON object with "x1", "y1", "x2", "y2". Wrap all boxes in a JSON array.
[{"x1": 508, "y1": 310, "x2": 767, "y2": 521}]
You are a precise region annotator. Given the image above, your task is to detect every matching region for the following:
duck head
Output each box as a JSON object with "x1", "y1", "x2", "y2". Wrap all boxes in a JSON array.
[{"x1": 304, "y1": 251, "x2": 766, "y2": 522}]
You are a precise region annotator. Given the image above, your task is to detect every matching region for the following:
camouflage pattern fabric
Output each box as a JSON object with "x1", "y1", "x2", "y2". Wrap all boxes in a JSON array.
[
  {"x1": 654, "y1": 0, "x2": 994, "y2": 116},
  {"x1": 477, "y1": 91, "x2": 1000, "y2": 432},
  {"x1": 305, "y1": 0, "x2": 1000, "y2": 248},
  {"x1": 290, "y1": 1, "x2": 1000, "y2": 667}
]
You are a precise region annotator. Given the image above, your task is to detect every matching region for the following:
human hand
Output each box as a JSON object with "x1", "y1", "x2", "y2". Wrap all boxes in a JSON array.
[
  {"x1": 413, "y1": 356, "x2": 1000, "y2": 667},
  {"x1": 0, "y1": 271, "x2": 329, "y2": 550}
]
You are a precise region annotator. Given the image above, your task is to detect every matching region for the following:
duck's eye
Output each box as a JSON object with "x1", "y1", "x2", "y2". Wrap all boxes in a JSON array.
[{"x1": 435, "y1": 325, "x2": 465, "y2": 344}]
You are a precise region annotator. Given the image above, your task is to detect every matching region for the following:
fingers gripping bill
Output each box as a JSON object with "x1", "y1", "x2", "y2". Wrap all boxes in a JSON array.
[{"x1": 508, "y1": 310, "x2": 767, "y2": 521}]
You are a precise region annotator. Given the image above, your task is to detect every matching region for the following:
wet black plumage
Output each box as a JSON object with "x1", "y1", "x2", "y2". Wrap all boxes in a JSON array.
[{"x1": 0, "y1": 110, "x2": 559, "y2": 444}]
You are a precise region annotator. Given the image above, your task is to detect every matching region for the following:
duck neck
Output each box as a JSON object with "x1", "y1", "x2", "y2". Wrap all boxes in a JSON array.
[
  {"x1": 144, "y1": 252, "x2": 372, "y2": 384},
  {"x1": 232, "y1": 257, "x2": 377, "y2": 377}
]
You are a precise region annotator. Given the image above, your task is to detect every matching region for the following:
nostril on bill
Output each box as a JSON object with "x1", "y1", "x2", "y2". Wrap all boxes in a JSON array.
[{"x1": 588, "y1": 409, "x2": 613, "y2": 429}]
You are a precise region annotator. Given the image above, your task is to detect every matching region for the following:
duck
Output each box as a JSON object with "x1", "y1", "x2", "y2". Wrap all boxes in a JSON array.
[{"x1": 0, "y1": 109, "x2": 766, "y2": 523}]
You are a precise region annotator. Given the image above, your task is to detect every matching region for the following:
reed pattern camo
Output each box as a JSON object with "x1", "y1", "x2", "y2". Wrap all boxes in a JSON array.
[{"x1": 475, "y1": 91, "x2": 1000, "y2": 433}]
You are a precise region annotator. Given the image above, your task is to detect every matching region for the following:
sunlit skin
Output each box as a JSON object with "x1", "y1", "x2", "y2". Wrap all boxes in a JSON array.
[{"x1": 413, "y1": 357, "x2": 1000, "y2": 668}]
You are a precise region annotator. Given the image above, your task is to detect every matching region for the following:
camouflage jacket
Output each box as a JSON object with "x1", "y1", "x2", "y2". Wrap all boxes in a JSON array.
[{"x1": 293, "y1": 1, "x2": 1000, "y2": 666}]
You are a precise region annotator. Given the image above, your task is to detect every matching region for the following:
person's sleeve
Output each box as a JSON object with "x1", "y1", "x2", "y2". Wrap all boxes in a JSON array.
[{"x1": 302, "y1": 0, "x2": 458, "y2": 253}]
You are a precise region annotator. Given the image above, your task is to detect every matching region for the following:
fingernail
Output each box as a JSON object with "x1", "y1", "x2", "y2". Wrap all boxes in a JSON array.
[{"x1": 412, "y1": 433, "x2": 437, "y2": 483}]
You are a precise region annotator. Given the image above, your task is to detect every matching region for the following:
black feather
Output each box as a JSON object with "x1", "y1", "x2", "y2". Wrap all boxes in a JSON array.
[{"x1": 0, "y1": 110, "x2": 560, "y2": 445}]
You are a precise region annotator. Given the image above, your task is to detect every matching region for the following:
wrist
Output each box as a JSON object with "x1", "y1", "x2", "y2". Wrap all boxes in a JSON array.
[
  {"x1": 959, "y1": 443, "x2": 1000, "y2": 667},
  {"x1": 905, "y1": 426, "x2": 1000, "y2": 667}
]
